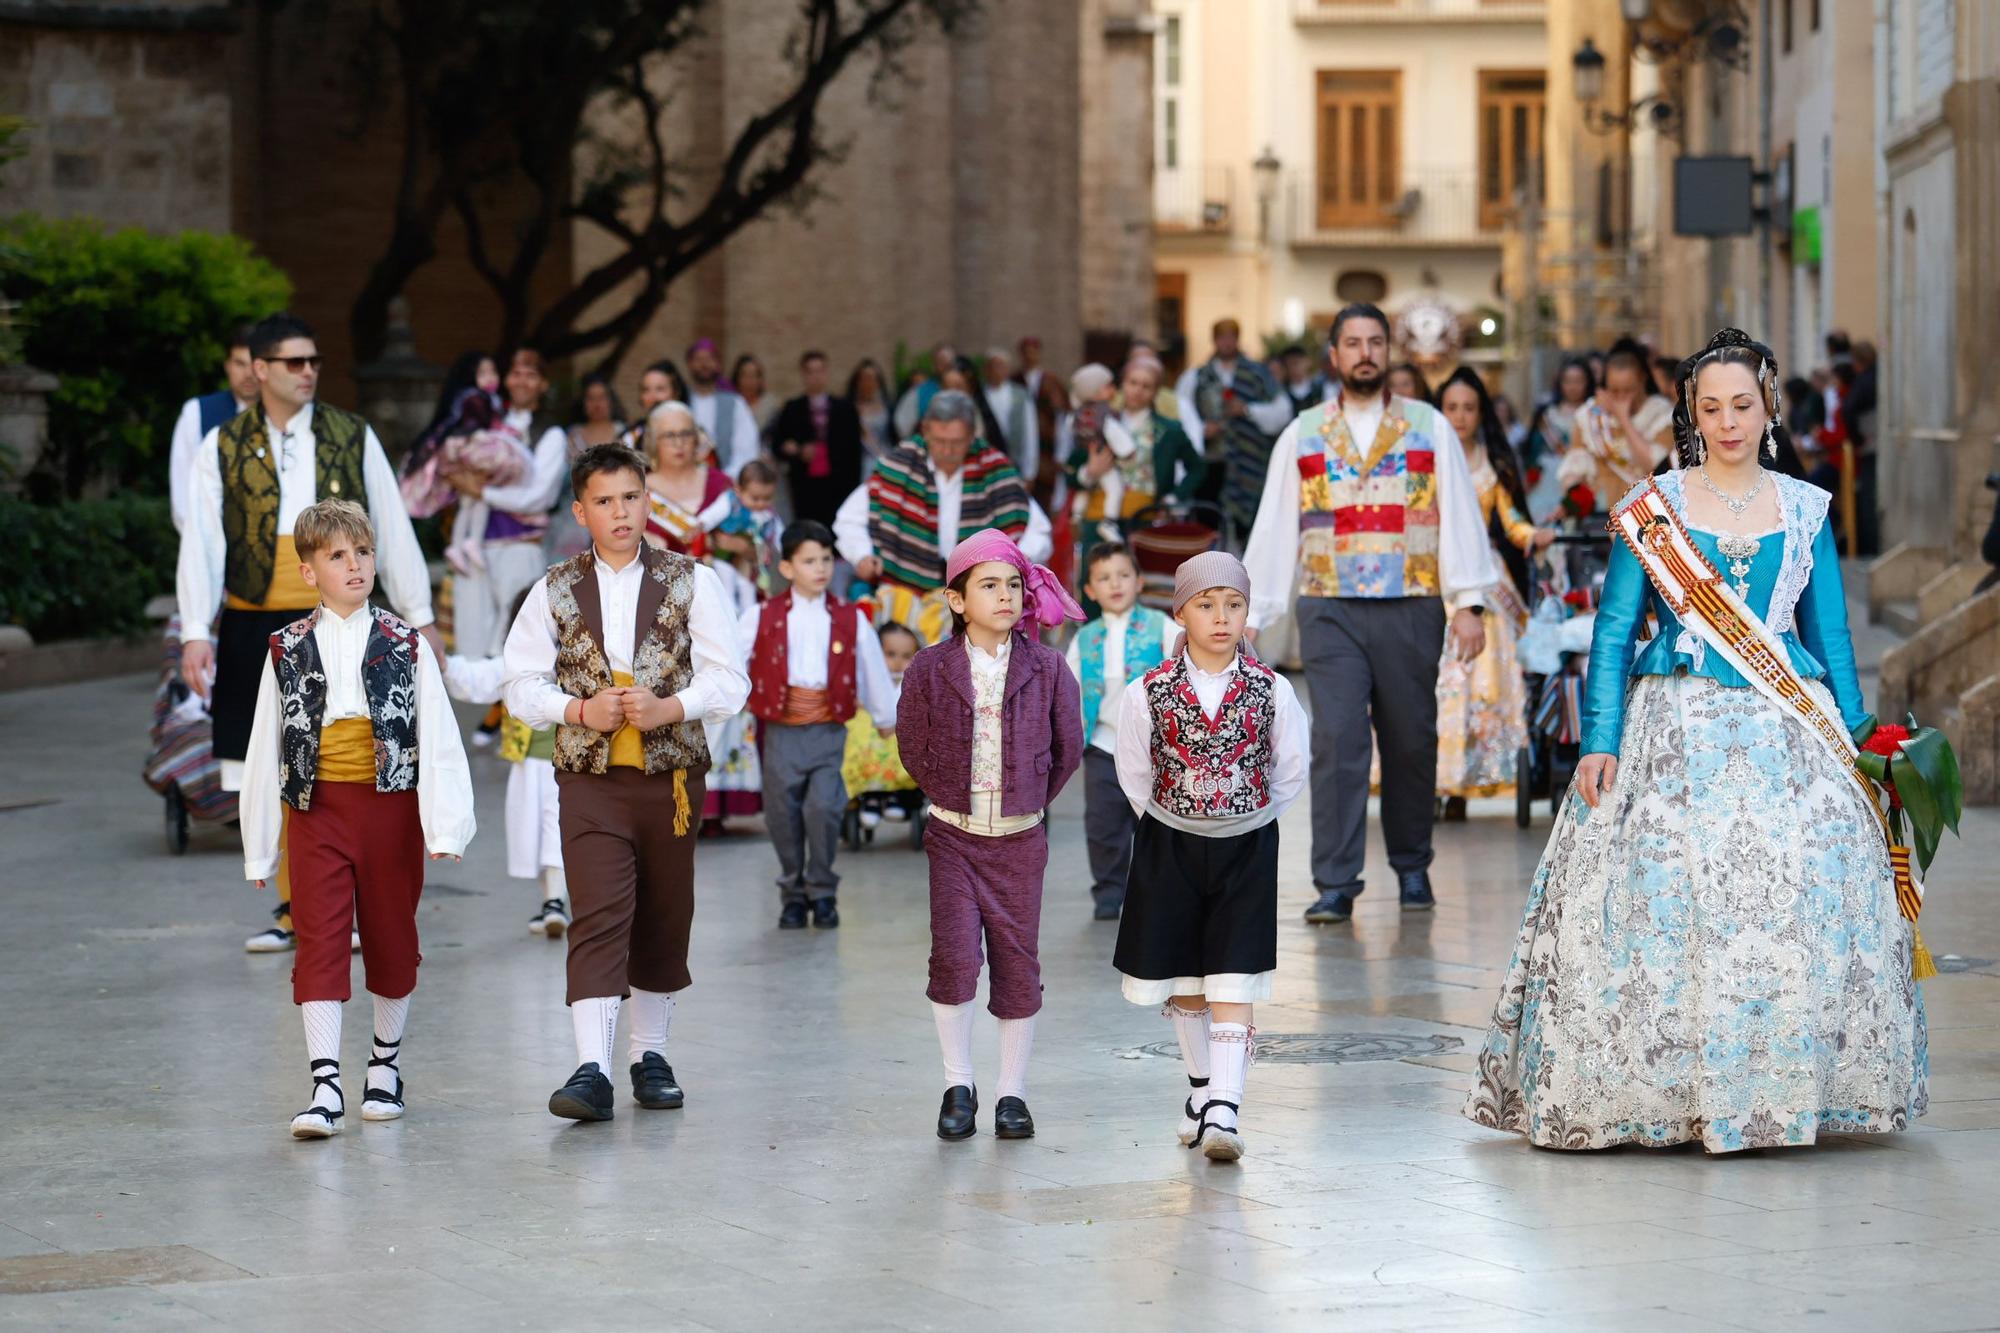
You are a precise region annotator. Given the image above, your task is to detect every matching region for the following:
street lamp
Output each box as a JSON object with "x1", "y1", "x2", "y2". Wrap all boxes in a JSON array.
[
  {"x1": 1253, "y1": 146, "x2": 1282, "y2": 243},
  {"x1": 1573, "y1": 36, "x2": 1607, "y2": 105},
  {"x1": 1573, "y1": 37, "x2": 1679, "y2": 138}
]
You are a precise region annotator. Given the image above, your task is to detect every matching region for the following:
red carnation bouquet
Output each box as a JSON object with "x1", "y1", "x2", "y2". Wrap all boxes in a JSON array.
[
  {"x1": 1853, "y1": 713, "x2": 1963, "y2": 979},
  {"x1": 1557, "y1": 483, "x2": 1595, "y2": 521}
]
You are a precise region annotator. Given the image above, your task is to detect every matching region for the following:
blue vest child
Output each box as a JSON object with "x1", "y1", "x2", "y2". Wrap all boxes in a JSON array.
[{"x1": 1075, "y1": 605, "x2": 1171, "y2": 738}]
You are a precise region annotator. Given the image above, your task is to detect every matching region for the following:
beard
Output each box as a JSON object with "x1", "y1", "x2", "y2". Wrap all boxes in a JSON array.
[{"x1": 1340, "y1": 365, "x2": 1385, "y2": 397}]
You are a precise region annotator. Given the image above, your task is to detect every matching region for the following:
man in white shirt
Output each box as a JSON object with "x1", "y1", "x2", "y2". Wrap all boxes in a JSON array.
[
  {"x1": 169, "y1": 323, "x2": 260, "y2": 532},
  {"x1": 980, "y1": 347, "x2": 1040, "y2": 485},
  {"x1": 1183, "y1": 318, "x2": 1295, "y2": 544},
  {"x1": 504, "y1": 443, "x2": 749, "y2": 1122},
  {"x1": 686, "y1": 337, "x2": 761, "y2": 479},
  {"x1": 1241, "y1": 303, "x2": 1499, "y2": 924}
]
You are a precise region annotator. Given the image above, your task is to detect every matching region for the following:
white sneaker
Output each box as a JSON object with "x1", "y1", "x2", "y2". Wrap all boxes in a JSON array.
[
  {"x1": 470, "y1": 728, "x2": 496, "y2": 749},
  {"x1": 350, "y1": 929, "x2": 361, "y2": 953},
  {"x1": 290, "y1": 1110, "x2": 342, "y2": 1139},
  {"x1": 880, "y1": 805, "x2": 910, "y2": 822},
  {"x1": 529, "y1": 898, "x2": 569, "y2": 938},
  {"x1": 1201, "y1": 1126, "x2": 1245, "y2": 1162},
  {"x1": 858, "y1": 808, "x2": 882, "y2": 830},
  {"x1": 245, "y1": 925, "x2": 295, "y2": 953},
  {"x1": 1177, "y1": 1094, "x2": 1203, "y2": 1148}
]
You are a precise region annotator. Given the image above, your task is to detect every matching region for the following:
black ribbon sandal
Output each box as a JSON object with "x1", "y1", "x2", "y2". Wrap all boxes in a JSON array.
[
  {"x1": 362, "y1": 1036, "x2": 405, "y2": 1120},
  {"x1": 291, "y1": 1059, "x2": 344, "y2": 1138}
]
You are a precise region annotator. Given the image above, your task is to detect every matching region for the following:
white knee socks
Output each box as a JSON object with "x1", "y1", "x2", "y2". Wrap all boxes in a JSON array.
[
  {"x1": 932, "y1": 1001, "x2": 976, "y2": 1091},
  {"x1": 1166, "y1": 1002, "x2": 1212, "y2": 1081},
  {"x1": 627, "y1": 988, "x2": 676, "y2": 1066},
  {"x1": 1206, "y1": 1023, "x2": 1251, "y2": 1132},
  {"x1": 571, "y1": 996, "x2": 621, "y2": 1072},
  {"x1": 301, "y1": 1000, "x2": 344, "y2": 1112},
  {"x1": 368, "y1": 992, "x2": 410, "y2": 1095},
  {"x1": 995, "y1": 1017, "x2": 1036, "y2": 1101}
]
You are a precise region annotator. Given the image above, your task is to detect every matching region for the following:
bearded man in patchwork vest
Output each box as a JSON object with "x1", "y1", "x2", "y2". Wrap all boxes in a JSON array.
[
  {"x1": 1241, "y1": 303, "x2": 1501, "y2": 924},
  {"x1": 176, "y1": 312, "x2": 443, "y2": 955},
  {"x1": 503, "y1": 445, "x2": 749, "y2": 1123}
]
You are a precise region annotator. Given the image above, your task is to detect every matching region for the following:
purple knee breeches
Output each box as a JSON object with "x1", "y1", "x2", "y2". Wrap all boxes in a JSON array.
[{"x1": 924, "y1": 816, "x2": 1048, "y2": 1019}]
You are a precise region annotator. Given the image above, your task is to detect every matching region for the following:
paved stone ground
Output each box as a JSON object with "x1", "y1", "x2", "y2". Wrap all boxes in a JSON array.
[{"x1": 3, "y1": 632, "x2": 1998, "y2": 1331}]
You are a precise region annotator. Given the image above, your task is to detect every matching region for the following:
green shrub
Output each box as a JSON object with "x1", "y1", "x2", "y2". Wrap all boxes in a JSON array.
[
  {"x1": 0, "y1": 493, "x2": 178, "y2": 639},
  {"x1": 0, "y1": 216, "x2": 291, "y2": 499}
]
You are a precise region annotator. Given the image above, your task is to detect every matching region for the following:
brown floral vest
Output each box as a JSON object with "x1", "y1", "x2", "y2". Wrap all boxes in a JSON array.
[
  {"x1": 546, "y1": 546, "x2": 710, "y2": 775},
  {"x1": 1142, "y1": 654, "x2": 1277, "y2": 818},
  {"x1": 269, "y1": 606, "x2": 421, "y2": 810},
  {"x1": 218, "y1": 403, "x2": 369, "y2": 604}
]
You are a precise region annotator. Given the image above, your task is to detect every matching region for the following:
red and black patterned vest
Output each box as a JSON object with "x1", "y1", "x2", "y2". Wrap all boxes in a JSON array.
[
  {"x1": 746, "y1": 591, "x2": 860, "y2": 724},
  {"x1": 1142, "y1": 654, "x2": 1277, "y2": 818},
  {"x1": 269, "y1": 605, "x2": 421, "y2": 810}
]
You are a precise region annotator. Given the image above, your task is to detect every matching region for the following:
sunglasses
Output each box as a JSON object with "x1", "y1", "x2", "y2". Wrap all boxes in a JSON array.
[{"x1": 259, "y1": 354, "x2": 323, "y2": 373}]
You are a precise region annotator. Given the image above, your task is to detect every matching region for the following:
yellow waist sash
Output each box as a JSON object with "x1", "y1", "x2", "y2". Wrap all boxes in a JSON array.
[
  {"x1": 315, "y1": 716, "x2": 377, "y2": 783},
  {"x1": 226, "y1": 534, "x2": 320, "y2": 612},
  {"x1": 608, "y1": 670, "x2": 645, "y2": 769}
]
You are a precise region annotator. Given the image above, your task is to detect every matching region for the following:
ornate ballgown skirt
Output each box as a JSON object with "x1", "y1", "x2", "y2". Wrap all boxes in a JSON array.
[{"x1": 1464, "y1": 673, "x2": 1928, "y2": 1152}]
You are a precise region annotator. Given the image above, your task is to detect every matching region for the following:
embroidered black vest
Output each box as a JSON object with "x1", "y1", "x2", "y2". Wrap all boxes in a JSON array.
[
  {"x1": 218, "y1": 403, "x2": 369, "y2": 604},
  {"x1": 546, "y1": 546, "x2": 711, "y2": 775},
  {"x1": 270, "y1": 606, "x2": 421, "y2": 810},
  {"x1": 1143, "y1": 654, "x2": 1277, "y2": 818}
]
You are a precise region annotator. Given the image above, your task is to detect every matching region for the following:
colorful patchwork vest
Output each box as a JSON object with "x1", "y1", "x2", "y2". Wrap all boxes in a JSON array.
[
  {"x1": 1295, "y1": 395, "x2": 1443, "y2": 599},
  {"x1": 269, "y1": 606, "x2": 421, "y2": 810},
  {"x1": 746, "y1": 591, "x2": 861, "y2": 725},
  {"x1": 1143, "y1": 654, "x2": 1277, "y2": 818},
  {"x1": 1075, "y1": 606, "x2": 1169, "y2": 737},
  {"x1": 219, "y1": 403, "x2": 368, "y2": 605},
  {"x1": 545, "y1": 546, "x2": 710, "y2": 775}
]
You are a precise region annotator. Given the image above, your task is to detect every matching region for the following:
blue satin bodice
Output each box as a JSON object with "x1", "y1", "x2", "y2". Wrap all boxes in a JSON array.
[{"x1": 1582, "y1": 472, "x2": 1865, "y2": 757}]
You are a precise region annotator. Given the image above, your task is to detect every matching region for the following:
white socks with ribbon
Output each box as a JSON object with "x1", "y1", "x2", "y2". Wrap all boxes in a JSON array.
[
  {"x1": 1206, "y1": 1023, "x2": 1251, "y2": 1133},
  {"x1": 571, "y1": 996, "x2": 621, "y2": 1073},
  {"x1": 627, "y1": 988, "x2": 676, "y2": 1067}
]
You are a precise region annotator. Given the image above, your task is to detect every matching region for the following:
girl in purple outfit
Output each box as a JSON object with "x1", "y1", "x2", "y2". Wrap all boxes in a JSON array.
[{"x1": 896, "y1": 528, "x2": 1084, "y2": 1143}]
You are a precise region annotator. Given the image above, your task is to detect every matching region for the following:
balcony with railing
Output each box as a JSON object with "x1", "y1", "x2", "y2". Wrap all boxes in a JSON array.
[
  {"x1": 1286, "y1": 167, "x2": 1509, "y2": 248},
  {"x1": 1155, "y1": 165, "x2": 1237, "y2": 236},
  {"x1": 1293, "y1": 0, "x2": 1545, "y2": 22}
]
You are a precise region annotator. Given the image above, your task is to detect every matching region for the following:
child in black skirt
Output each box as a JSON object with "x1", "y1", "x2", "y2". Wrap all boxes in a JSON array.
[{"x1": 1110, "y1": 551, "x2": 1308, "y2": 1161}]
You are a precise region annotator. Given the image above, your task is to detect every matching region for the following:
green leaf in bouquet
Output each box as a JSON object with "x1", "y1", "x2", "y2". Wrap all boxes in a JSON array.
[
  {"x1": 1851, "y1": 714, "x2": 1879, "y2": 746},
  {"x1": 1899, "y1": 727, "x2": 1963, "y2": 835},
  {"x1": 1890, "y1": 750, "x2": 1945, "y2": 874},
  {"x1": 1854, "y1": 751, "x2": 1889, "y2": 785}
]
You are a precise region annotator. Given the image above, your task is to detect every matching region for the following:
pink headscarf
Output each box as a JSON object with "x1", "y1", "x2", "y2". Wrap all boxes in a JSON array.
[{"x1": 945, "y1": 528, "x2": 1085, "y2": 629}]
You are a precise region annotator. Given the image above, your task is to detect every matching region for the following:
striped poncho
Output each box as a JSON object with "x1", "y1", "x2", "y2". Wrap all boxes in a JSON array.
[{"x1": 866, "y1": 437, "x2": 1030, "y2": 591}]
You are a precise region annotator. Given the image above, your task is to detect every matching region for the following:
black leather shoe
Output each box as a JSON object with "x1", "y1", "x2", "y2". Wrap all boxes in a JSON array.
[
  {"x1": 778, "y1": 901, "x2": 809, "y2": 930},
  {"x1": 630, "y1": 1051, "x2": 684, "y2": 1110},
  {"x1": 548, "y1": 1063, "x2": 615, "y2": 1122},
  {"x1": 811, "y1": 897, "x2": 840, "y2": 929},
  {"x1": 993, "y1": 1095, "x2": 1035, "y2": 1139},
  {"x1": 937, "y1": 1085, "x2": 977, "y2": 1141},
  {"x1": 1398, "y1": 870, "x2": 1436, "y2": 911},
  {"x1": 1092, "y1": 899, "x2": 1122, "y2": 921},
  {"x1": 1303, "y1": 889, "x2": 1355, "y2": 924}
]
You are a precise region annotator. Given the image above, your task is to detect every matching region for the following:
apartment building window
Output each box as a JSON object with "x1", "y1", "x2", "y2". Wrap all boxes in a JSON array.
[
  {"x1": 1478, "y1": 70, "x2": 1545, "y2": 230},
  {"x1": 1164, "y1": 16, "x2": 1181, "y2": 87},
  {"x1": 1164, "y1": 98, "x2": 1179, "y2": 171},
  {"x1": 1315, "y1": 69, "x2": 1400, "y2": 228}
]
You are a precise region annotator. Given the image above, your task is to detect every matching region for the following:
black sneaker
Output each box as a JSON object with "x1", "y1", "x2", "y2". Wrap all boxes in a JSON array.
[
  {"x1": 778, "y1": 901, "x2": 809, "y2": 930},
  {"x1": 529, "y1": 899, "x2": 569, "y2": 938},
  {"x1": 1092, "y1": 898, "x2": 1122, "y2": 922},
  {"x1": 548, "y1": 1063, "x2": 615, "y2": 1121},
  {"x1": 1398, "y1": 870, "x2": 1436, "y2": 911},
  {"x1": 1303, "y1": 889, "x2": 1355, "y2": 924},
  {"x1": 811, "y1": 897, "x2": 840, "y2": 929},
  {"x1": 630, "y1": 1051, "x2": 685, "y2": 1110}
]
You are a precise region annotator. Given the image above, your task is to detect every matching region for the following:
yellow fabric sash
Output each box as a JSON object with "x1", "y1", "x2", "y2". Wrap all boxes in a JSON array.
[
  {"x1": 225, "y1": 534, "x2": 319, "y2": 612},
  {"x1": 608, "y1": 670, "x2": 646, "y2": 769},
  {"x1": 315, "y1": 716, "x2": 377, "y2": 783}
]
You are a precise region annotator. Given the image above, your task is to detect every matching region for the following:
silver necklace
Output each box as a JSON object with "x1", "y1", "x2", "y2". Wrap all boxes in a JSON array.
[
  {"x1": 1715, "y1": 532, "x2": 1761, "y2": 600},
  {"x1": 1694, "y1": 465, "x2": 1768, "y2": 516}
]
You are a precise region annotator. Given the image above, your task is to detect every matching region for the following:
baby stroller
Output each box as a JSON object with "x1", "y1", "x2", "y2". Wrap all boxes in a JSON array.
[
  {"x1": 1125, "y1": 500, "x2": 1225, "y2": 612},
  {"x1": 1514, "y1": 531, "x2": 1612, "y2": 828},
  {"x1": 839, "y1": 705, "x2": 927, "y2": 850},
  {"x1": 143, "y1": 617, "x2": 238, "y2": 852}
]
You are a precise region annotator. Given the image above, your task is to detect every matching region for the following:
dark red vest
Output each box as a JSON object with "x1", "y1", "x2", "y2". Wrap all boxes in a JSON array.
[{"x1": 747, "y1": 591, "x2": 860, "y2": 724}]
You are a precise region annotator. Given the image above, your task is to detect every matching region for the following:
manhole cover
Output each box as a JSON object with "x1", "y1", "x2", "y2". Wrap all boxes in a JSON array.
[
  {"x1": 1934, "y1": 957, "x2": 1993, "y2": 975},
  {"x1": 1133, "y1": 1032, "x2": 1462, "y2": 1064}
]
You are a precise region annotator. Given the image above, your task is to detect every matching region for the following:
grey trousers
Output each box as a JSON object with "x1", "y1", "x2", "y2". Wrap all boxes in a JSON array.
[
  {"x1": 1083, "y1": 747, "x2": 1135, "y2": 908},
  {"x1": 1295, "y1": 595, "x2": 1447, "y2": 896},
  {"x1": 761, "y1": 720, "x2": 850, "y2": 903}
]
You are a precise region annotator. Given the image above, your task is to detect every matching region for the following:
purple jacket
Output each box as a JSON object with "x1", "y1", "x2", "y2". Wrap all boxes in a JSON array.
[{"x1": 896, "y1": 630, "x2": 1083, "y2": 818}]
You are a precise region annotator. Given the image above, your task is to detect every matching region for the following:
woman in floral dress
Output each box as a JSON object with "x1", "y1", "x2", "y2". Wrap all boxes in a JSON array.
[{"x1": 1463, "y1": 330, "x2": 1927, "y2": 1152}]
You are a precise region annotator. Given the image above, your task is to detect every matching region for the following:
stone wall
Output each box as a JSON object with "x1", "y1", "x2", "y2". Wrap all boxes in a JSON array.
[{"x1": 1078, "y1": 1, "x2": 1155, "y2": 343}]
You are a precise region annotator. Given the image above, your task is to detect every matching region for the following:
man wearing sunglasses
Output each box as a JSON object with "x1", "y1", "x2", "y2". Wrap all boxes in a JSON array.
[{"x1": 176, "y1": 312, "x2": 443, "y2": 952}]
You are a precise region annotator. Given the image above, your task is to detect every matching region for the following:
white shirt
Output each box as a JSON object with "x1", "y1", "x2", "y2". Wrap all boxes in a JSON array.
[
  {"x1": 1114, "y1": 652, "x2": 1309, "y2": 838},
  {"x1": 476, "y1": 408, "x2": 573, "y2": 523},
  {"x1": 238, "y1": 603, "x2": 475, "y2": 880},
  {"x1": 1183, "y1": 359, "x2": 1296, "y2": 442},
  {"x1": 168, "y1": 392, "x2": 251, "y2": 532},
  {"x1": 928, "y1": 635, "x2": 1043, "y2": 836},
  {"x1": 690, "y1": 389, "x2": 761, "y2": 479},
  {"x1": 832, "y1": 468, "x2": 1055, "y2": 567},
  {"x1": 501, "y1": 549, "x2": 750, "y2": 759},
  {"x1": 1064, "y1": 607, "x2": 1141, "y2": 754},
  {"x1": 175, "y1": 401, "x2": 436, "y2": 642},
  {"x1": 1241, "y1": 391, "x2": 1500, "y2": 627},
  {"x1": 981, "y1": 379, "x2": 1041, "y2": 477},
  {"x1": 734, "y1": 591, "x2": 897, "y2": 721}
]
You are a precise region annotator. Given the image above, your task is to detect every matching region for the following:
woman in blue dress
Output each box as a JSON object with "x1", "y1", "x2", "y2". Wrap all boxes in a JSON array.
[{"x1": 1464, "y1": 329, "x2": 1928, "y2": 1152}]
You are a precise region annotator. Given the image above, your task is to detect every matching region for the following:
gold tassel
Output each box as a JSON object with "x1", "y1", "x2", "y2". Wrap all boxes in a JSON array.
[
  {"x1": 1912, "y1": 924, "x2": 1939, "y2": 982},
  {"x1": 672, "y1": 768, "x2": 690, "y2": 837}
]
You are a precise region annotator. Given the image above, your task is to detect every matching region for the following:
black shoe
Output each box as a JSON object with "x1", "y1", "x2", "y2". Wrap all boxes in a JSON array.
[
  {"x1": 1304, "y1": 889, "x2": 1355, "y2": 924},
  {"x1": 937, "y1": 1085, "x2": 977, "y2": 1141},
  {"x1": 994, "y1": 1095, "x2": 1035, "y2": 1139},
  {"x1": 1398, "y1": 870, "x2": 1436, "y2": 911},
  {"x1": 1442, "y1": 796, "x2": 1468, "y2": 822},
  {"x1": 629, "y1": 1051, "x2": 685, "y2": 1110},
  {"x1": 548, "y1": 1063, "x2": 615, "y2": 1122},
  {"x1": 811, "y1": 897, "x2": 840, "y2": 929},
  {"x1": 1092, "y1": 899, "x2": 1122, "y2": 921},
  {"x1": 778, "y1": 901, "x2": 809, "y2": 930}
]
